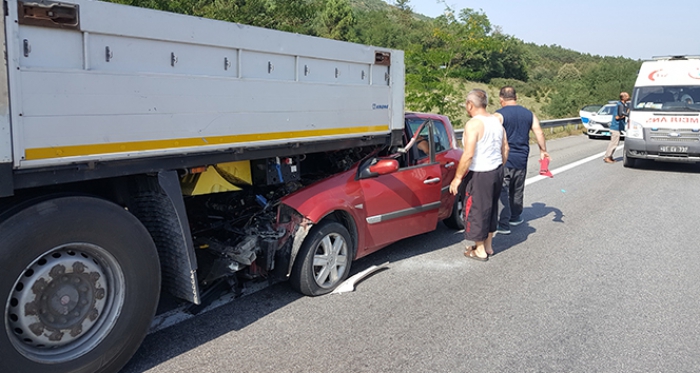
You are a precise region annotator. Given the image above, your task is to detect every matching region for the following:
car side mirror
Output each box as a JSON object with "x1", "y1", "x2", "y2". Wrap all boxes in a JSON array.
[
  {"x1": 370, "y1": 159, "x2": 399, "y2": 175},
  {"x1": 358, "y1": 158, "x2": 399, "y2": 179}
]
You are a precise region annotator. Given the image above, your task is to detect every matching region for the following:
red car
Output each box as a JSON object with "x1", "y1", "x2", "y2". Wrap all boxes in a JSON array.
[{"x1": 279, "y1": 113, "x2": 465, "y2": 295}]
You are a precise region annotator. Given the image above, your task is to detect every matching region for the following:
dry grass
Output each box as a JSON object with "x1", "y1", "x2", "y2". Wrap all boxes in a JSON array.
[
  {"x1": 450, "y1": 80, "x2": 549, "y2": 129},
  {"x1": 417, "y1": 79, "x2": 580, "y2": 142},
  {"x1": 533, "y1": 124, "x2": 587, "y2": 143}
]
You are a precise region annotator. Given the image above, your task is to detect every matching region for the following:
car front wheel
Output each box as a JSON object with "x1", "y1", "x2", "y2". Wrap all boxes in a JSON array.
[
  {"x1": 443, "y1": 190, "x2": 465, "y2": 230},
  {"x1": 290, "y1": 221, "x2": 352, "y2": 296}
]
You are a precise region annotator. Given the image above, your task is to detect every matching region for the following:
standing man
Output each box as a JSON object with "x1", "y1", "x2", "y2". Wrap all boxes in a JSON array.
[
  {"x1": 603, "y1": 92, "x2": 630, "y2": 163},
  {"x1": 449, "y1": 89, "x2": 509, "y2": 261},
  {"x1": 494, "y1": 86, "x2": 550, "y2": 235}
]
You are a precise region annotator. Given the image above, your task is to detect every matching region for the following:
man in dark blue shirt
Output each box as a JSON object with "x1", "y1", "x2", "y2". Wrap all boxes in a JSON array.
[{"x1": 494, "y1": 86, "x2": 550, "y2": 234}]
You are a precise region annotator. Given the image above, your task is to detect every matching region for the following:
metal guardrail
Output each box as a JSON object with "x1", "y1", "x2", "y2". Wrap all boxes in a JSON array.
[{"x1": 454, "y1": 117, "x2": 582, "y2": 141}]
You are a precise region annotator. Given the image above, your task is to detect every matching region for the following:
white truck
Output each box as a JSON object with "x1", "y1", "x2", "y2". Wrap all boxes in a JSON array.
[
  {"x1": 0, "y1": 0, "x2": 410, "y2": 371},
  {"x1": 624, "y1": 55, "x2": 700, "y2": 167}
]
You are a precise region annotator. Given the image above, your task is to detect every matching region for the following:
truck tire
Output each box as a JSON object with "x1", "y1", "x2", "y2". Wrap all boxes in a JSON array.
[
  {"x1": 290, "y1": 221, "x2": 352, "y2": 296},
  {"x1": 623, "y1": 152, "x2": 636, "y2": 168},
  {"x1": 0, "y1": 196, "x2": 160, "y2": 373}
]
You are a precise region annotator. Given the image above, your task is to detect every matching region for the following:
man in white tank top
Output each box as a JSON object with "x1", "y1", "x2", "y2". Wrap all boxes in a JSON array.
[{"x1": 449, "y1": 89, "x2": 509, "y2": 261}]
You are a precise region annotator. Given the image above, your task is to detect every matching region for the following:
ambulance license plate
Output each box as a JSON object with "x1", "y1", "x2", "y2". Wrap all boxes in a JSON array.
[{"x1": 659, "y1": 146, "x2": 688, "y2": 153}]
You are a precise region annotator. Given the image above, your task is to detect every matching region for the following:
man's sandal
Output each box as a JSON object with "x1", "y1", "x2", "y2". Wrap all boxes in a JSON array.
[{"x1": 464, "y1": 247, "x2": 488, "y2": 262}]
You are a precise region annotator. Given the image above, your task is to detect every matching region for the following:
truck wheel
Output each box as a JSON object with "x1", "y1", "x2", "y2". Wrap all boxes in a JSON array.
[
  {"x1": 443, "y1": 186, "x2": 465, "y2": 230},
  {"x1": 290, "y1": 221, "x2": 352, "y2": 296},
  {"x1": 0, "y1": 196, "x2": 160, "y2": 373},
  {"x1": 623, "y1": 152, "x2": 636, "y2": 168}
]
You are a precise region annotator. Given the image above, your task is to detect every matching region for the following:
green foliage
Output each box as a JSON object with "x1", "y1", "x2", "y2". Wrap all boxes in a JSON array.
[
  {"x1": 556, "y1": 64, "x2": 582, "y2": 81},
  {"x1": 432, "y1": 9, "x2": 528, "y2": 83},
  {"x1": 404, "y1": 46, "x2": 463, "y2": 125},
  {"x1": 104, "y1": 0, "x2": 320, "y2": 31},
  {"x1": 318, "y1": 0, "x2": 357, "y2": 41},
  {"x1": 543, "y1": 57, "x2": 641, "y2": 117}
]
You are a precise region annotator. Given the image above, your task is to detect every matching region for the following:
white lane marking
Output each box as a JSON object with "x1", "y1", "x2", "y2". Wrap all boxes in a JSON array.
[{"x1": 525, "y1": 145, "x2": 623, "y2": 186}]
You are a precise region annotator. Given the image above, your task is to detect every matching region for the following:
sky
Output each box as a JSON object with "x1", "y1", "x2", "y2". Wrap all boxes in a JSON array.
[{"x1": 399, "y1": 0, "x2": 700, "y2": 60}]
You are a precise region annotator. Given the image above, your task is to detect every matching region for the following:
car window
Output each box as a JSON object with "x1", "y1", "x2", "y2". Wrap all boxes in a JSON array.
[
  {"x1": 405, "y1": 117, "x2": 429, "y2": 158},
  {"x1": 406, "y1": 118, "x2": 428, "y2": 136},
  {"x1": 433, "y1": 120, "x2": 450, "y2": 153}
]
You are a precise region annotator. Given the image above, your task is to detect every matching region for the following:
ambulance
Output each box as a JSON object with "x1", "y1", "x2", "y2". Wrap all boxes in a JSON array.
[{"x1": 624, "y1": 56, "x2": 700, "y2": 167}]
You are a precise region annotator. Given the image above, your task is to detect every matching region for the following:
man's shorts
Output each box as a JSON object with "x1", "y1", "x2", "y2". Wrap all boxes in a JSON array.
[{"x1": 463, "y1": 164, "x2": 504, "y2": 242}]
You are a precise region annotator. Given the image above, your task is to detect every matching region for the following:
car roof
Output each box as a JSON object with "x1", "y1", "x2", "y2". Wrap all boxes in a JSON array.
[{"x1": 405, "y1": 112, "x2": 449, "y2": 122}]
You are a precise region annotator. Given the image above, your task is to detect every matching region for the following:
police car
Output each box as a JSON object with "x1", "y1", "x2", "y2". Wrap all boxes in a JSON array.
[{"x1": 582, "y1": 102, "x2": 625, "y2": 139}]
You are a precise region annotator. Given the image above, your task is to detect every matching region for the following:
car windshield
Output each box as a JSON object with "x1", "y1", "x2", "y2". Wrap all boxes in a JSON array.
[
  {"x1": 632, "y1": 85, "x2": 700, "y2": 112},
  {"x1": 597, "y1": 105, "x2": 616, "y2": 116},
  {"x1": 581, "y1": 104, "x2": 602, "y2": 113}
]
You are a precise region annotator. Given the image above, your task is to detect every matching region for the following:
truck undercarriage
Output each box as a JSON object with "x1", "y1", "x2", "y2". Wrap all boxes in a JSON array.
[{"x1": 183, "y1": 146, "x2": 384, "y2": 304}]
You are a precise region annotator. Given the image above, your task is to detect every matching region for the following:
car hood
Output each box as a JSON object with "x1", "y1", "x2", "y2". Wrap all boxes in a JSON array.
[
  {"x1": 280, "y1": 167, "x2": 361, "y2": 222},
  {"x1": 589, "y1": 114, "x2": 612, "y2": 124}
]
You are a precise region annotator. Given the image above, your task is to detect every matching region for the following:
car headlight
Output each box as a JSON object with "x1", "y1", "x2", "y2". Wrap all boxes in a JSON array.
[{"x1": 626, "y1": 120, "x2": 643, "y2": 139}]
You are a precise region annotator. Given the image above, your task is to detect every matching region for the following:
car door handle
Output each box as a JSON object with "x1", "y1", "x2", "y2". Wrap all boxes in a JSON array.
[
  {"x1": 444, "y1": 162, "x2": 455, "y2": 168},
  {"x1": 424, "y1": 177, "x2": 441, "y2": 185}
]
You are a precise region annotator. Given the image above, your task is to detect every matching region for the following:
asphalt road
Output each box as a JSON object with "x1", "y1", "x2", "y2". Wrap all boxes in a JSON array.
[{"x1": 121, "y1": 135, "x2": 700, "y2": 373}]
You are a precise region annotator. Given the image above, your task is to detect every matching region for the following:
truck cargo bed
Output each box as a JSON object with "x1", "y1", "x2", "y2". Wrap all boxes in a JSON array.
[{"x1": 4, "y1": 0, "x2": 404, "y2": 174}]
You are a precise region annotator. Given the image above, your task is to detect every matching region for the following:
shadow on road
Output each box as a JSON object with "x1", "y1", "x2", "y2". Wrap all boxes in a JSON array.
[
  {"x1": 622, "y1": 158, "x2": 700, "y2": 174},
  {"x1": 120, "y1": 223, "x2": 465, "y2": 373},
  {"x1": 120, "y1": 280, "x2": 304, "y2": 373},
  {"x1": 491, "y1": 202, "x2": 564, "y2": 256},
  {"x1": 121, "y1": 202, "x2": 568, "y2": 372}
]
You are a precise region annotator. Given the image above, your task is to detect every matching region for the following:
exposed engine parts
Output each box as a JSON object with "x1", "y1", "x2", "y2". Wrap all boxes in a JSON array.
[{"x1": 185, "y1": 147, "x2": 380, "y2": 292}]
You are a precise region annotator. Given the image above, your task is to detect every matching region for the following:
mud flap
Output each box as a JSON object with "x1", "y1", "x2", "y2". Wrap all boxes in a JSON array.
[{"x1": 128, "y1": 171, "x2": 201, "y2": 305}]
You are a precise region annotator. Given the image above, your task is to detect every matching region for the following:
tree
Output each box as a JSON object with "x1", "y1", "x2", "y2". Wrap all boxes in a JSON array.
[
  {"x1": 318, "y1": 0, "x2": 357, "y2": 41},
  {"x1": 394, "y1": 0, "x2": 411, "y2": 12},
  {"x1": 556, "y1": 63, "x2": 582, "y2": 81},
  {"x1": 269, "y1": 0, "x2": 322, "y2": 34}
]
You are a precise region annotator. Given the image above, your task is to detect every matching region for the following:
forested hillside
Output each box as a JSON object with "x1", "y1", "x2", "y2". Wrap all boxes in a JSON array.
[{"x1": 104, "y1": 0, "x2": 641, "y2": 123}]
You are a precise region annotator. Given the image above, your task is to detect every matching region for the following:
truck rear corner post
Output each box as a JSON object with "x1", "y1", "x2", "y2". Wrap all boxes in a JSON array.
[
  {"x1": 0, "y1": 0, "x2": 12, "y2": 198},
  {"x1": 0, "y1": 0, "x2": 406, "y2": 371}
]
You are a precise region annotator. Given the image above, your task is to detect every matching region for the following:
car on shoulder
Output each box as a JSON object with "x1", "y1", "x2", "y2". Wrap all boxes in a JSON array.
[
  {"x1": 583, "y1": 102, "x2": 626, "y2": 139},
  {"x1": 579, "y1": 104, "x2": 603, "y2": 126}
]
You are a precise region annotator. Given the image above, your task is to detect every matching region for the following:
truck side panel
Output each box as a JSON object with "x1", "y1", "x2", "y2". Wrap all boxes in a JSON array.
[
  {"x1": 18, "y1": 71, "x2": 393, "y2": 165},
  {"x1": 8, "y1": 0, "x2": 404, "y2": 170}
]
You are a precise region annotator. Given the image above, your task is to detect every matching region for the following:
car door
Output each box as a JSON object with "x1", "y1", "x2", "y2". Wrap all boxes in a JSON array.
[
  {"x1": 428, "y1": 118, "x2": 462, "y2": 220},
  {"x1": 358, "y1": 122, "x2": 442, "y2": 253},
  {"x1": 408, "y1": 116, "x2": 461, "y2": 220}
]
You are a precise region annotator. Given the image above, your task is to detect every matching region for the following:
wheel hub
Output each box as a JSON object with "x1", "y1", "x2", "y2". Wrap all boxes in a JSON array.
[
  {"x1": 8, "y1": 249, "x2": 107, "y2": 348},
  {"x1": 313, "y1": 233, "x2": 347, "y2": 288}
]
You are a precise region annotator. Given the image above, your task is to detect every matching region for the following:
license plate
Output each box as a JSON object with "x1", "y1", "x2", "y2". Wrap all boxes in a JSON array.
[
  {"x1": 659, "y1": 145, "x2": 688, "y2": 153},
  {"x1": 603, "y1": 132, "x2": 610, "y2": 136}
]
